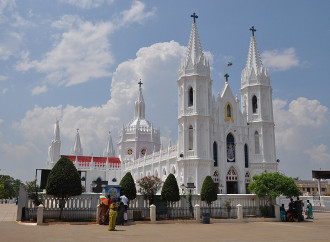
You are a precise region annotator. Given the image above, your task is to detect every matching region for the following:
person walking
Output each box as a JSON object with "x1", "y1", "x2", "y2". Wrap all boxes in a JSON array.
[
  {"x1": 108, "y1": 199, "x2": 118, "y2": 231},
  {"x1": 306, "y1": 200, "x2": 314, "y2": 219},
  {"x1": 120, "y1": 194, "x2": 129, "y2": 224}
]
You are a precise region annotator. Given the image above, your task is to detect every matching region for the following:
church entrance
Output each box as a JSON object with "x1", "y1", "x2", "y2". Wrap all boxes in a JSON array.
[
  {"x1": 227, "y1": 181, "x2": 238, "y2": 194},
  {"x1": 226, "y1": 166, "x2": 238, "y2": 194}
]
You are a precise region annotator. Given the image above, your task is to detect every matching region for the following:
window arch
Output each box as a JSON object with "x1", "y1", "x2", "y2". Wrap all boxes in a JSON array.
[
  {"x1": 224, "y1": 102, "x2": 234, "y2": 122},
  {"x1": 252, "y1": 95, "x2": 258, "y2": 113},
  {"x1": 227, "y1": 104, "x2": 231, "y2": 117},
  {"x1": 254, "y1": 131, "x2": 260, "y2": 154},
  {"x1": 226, "y1": 167, "x2": 238, "y2": 181},
  {"x1": 189, "y1": 125, "x2": 193, "y2": 150},
  {"x1": 244, "y1": 144, "x2": 249, "y2": 168},
  {"x1": 188, "y1": 87, "x2": 193, "y2": 106},
  {"x1": 154, "y1": 169, "x2": 158, "y2": 178},
  {"x1": 213, "y1": 141, "x2": 218, "y2": 167},
  {"x1": 226, "y1": 133, "x2": 235, "y2": 162}
]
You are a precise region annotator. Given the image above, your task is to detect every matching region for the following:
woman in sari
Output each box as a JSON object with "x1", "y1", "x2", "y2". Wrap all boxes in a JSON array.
[
  {"x1": 108, "y1": 200, "x2": 118, "y2": 231},
  {"x1": 306, "y1": 200, "x2": 314, "y2": 219}
]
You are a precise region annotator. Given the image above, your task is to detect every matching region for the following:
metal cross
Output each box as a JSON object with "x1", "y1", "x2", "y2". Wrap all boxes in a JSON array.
[
  {"x1": 191, "y1": 12, "x2": 198, "y2": 23},
  {"x1": 138, "y1": 80, "x2": 143, "y2": 88},
  {"x1": 224, "y1": 73, "x2": 229, "y2": 82},
  {"x1": 250, "y1": 26, "x2": 257, "y2": 36}
]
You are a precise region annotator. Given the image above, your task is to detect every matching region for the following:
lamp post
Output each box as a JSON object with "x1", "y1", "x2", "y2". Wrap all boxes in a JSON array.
[{"x1": 180, "y1": 184, "x2": 186, "y2": 195}]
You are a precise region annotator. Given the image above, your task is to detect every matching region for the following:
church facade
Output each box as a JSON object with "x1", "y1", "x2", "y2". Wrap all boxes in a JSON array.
[{"x1": 46, "y1": 18, "x2": 278, "y2": 194}]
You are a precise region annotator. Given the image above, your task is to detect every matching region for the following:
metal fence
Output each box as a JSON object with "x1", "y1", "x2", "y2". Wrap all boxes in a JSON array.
[{"x1": 23, "y1": 207, "x2": 97, "y2": 222}]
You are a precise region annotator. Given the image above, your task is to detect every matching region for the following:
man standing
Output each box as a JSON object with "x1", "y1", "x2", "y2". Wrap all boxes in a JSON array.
[{"x1": 120, "y1": 194, "x2": 129, "y2": 223}]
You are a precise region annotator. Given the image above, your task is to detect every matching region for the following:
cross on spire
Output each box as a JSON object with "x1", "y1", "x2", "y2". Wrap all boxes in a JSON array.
[
  {"x1": 224, "y1": 73, "x2": 229, "y2": 82},
  {"x1": 249, "y1": 26, "x2": 257, "y2": 36},
  {"x1": 138, "y1": 80, "x2": 143, "y2": 88},
  {"x1": 191, "y1": 12, "x2": 198, "y2": 23}
]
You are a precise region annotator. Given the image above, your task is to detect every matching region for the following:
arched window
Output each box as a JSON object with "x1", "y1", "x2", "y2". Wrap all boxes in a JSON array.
[
  {"x1": 189, "y1": 125, "x2": 193, "y2": 150},
  {"x1": 244, "y1": 144, "x2": 249, "y2": 168},
  {"x1": 213, "y1": 141, "x2": 218, "y2": 167},
  {"x1": 252, "y1": 95, "x2": 258, "y2": 113},
  {"x1": 227, "y1": 104, "x2": 231, "y2": 117},
  {"x1": 188, "y1": 87, "x2": 193, "y2": 106},
  {"x1": 254, "y1": 131, "x2": 260, "y2": 154},
  {"x1": 226, "y1": 133, "x2": 235, "y2": 162},
  {"x1": 226, "y1": 167, "x2": 238, "y2": 181}
]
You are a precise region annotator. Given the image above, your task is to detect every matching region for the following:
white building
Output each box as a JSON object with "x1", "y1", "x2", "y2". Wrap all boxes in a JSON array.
[{"x1": 47, "y1": 18, "x2": 278, "y2": 194}]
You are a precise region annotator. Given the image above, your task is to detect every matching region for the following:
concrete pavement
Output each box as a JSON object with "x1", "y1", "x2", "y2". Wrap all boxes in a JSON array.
[{"x1": 1, "y1": 204, "x2": 330, "y2": 241}]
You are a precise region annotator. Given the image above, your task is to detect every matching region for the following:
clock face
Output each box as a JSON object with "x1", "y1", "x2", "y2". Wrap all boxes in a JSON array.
[
  {"x1": 127, "y1": 148, "x2": 133, "y2": 155},
  {"x1": 141, "y1": 148, "x2": 146, "y2": 155}
]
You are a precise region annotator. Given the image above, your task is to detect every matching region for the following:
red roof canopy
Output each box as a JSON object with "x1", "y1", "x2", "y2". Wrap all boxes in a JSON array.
[{"x1": 63, "y1": 155, "x2": 121, "y2": 164}]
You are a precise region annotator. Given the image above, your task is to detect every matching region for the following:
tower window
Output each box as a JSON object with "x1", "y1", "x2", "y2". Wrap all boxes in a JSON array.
[
  {"x1": 188, "y1": 87, "x2": 193, "y2": 106},
  {"x1": 226, "y1": 133, "x2": 235, "y2": 162},
  {"x1": 244, "y1": 144, "x2": 249, "y2": 168},
  {"x1": 252, "y1": 95, "x2": 258, "y2": 113},
  {"x1": 213, "y1": 141, "x2": 218, "y2": 167},
  {"x1": 227, "y1": 104, "x2": 231, "y2": 117},
  {"x1": 189, "y1": 125, "x2": 193, "y2": 150},
  {"x1": 254, "y1": 131, "x2": 260, "y2": 154}
]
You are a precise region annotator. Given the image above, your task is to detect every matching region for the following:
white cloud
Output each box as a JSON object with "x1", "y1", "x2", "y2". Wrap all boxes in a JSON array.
[
  {"x1": 16, "y1": 20, "x2": 115, "y2": 87},
  {"x1": 261, "y1": 48, "x2": 300, "y2": 71},
  {"x1": 0, "y1": 75, "x2": 7, "y2": 81},
  {"x1": 0, "y1": 31, "x2": 22, "y2": 60},
  {"x1": 274, "y1": 97, "x2": 330, "y2": 178},
  {"x1": 305, "y1": 144, "x2": 330, "y2": 165},
  {"x1": 0, "y1": 119, "x2": 3, "y2": 124},
  {"x1": 13, "y1": 41, "x2": 185, "y2": 159},
  {"x1": 59, "y1": 0, "x2": 111, "y2": 9},
  {"x1": 118, "y1": 1, "x2": 156, "y2": 26},
  {"x1": 1, "y1": 88, "x2": 8, "y2": 94},
  {"x1": 11, "y1": 12, "x2": 35, "y2": 27},
  {"x1": 51, "y1": 15, "x2": 83, "y2": 30},
  {"x1": 31, "y1": 85, "x2": 48, "y2": 95}
]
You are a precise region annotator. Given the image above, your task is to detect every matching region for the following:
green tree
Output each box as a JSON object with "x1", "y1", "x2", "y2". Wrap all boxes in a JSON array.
[
  {"x1": 248, "y1": 171, "x2": 301, "y2": 206},
  {"x1": 26, "y1": 179, "x2": 43, "y2": 206},
  {"x1": 0, "y1": 175, "x2": 23, "y2": 199},
  {"x1": 161, "y1": 173, "x2": 180, "y2": 207},
  {"x1": 119, "y1": 172, "x2": 136, "y2": 201},
  {"x1": 46, "y1": 157, "x2": 82, "y2": 219},
  {"x1": 200, "y1": 176, "x2": 218, "y2": 215}
]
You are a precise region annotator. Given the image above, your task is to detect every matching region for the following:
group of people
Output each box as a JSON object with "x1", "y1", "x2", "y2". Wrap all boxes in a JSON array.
[
  {"x1": 98, "y1": 194, "x2": 129, "y2": 231},
  {"x1": 280, "y1": 197, "x2": 314, "y2": 222}
]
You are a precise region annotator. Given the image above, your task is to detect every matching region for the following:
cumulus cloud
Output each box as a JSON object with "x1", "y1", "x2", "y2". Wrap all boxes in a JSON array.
[
  {"x1": 0, "y1": 31, "x2": 22, "y2": 60},
  {"x1": 16, "y1": 20, "x2": 115, "y2": 86},
  {"x1": 118, "y1": 0, "x2": 156, "y2": 26},
  {"x1": 274, "y1": 97, "x2": 330, "y2": 178},
  {"x1": 59, "y1": 0, "x2": 113, "y2": 9},
  {"x1": 13, "y1": 41, "x2": 185, "y2": 158},
  {"x1": 15, "y1": 1, "x2": 156, "y2": 93},
  {"x1": 0, "y1": 75, "x2": 7, "y2": 81},
  {"x1": 261, "y1": 48, "x2": 300, "y2": 71},
  {"x1": 31, "y1": 85, "x2": 48, "y2": 95}
]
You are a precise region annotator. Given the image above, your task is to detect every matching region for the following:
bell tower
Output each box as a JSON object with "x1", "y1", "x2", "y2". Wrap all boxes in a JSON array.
[
  {"x1": 177, "y1": 13, "x2": 213, "y2": 193},
  {"x1": 240, "y1": 26, "x2": 277, "y2": 166}
]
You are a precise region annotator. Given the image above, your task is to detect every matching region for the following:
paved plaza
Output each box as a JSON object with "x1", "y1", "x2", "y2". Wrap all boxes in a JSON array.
[{"x1": 1, "y1": 204, "x2": 330, "y2": 241}]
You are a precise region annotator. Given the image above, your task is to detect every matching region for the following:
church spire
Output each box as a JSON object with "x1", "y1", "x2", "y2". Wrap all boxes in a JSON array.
[
  {"x1": 241, "y1": 26, "x2": 269, "y2": 88},
  {"x1": 134, "y1": 81, "x2": 145, "y2": 119},
  {"x1": 71, "y1": 129, "x2": 83, "y2": 156},
  {"x1": 103, "y1": 131, "x2": 115, "y2": 157},
  {"x1": 179, "y1": 13, "x2": 210, "y2": 78},
  {"x1": 246, "y1": 26, "x2": 264, "y2": 74},
  {"x1": 53, "y1": 119, "x2": 60, "y2": 142}
]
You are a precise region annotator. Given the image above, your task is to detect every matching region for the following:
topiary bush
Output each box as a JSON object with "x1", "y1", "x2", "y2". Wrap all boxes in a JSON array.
[
  {"x1": 46, "y1": 157, "x2": 82, "y2": 220},
  {"x1": 119, "y1": 172, "x2": 137, "y2": 201}
]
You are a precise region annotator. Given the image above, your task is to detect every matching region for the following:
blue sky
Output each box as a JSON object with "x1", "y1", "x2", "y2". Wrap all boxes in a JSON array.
[{"x1": 1, "y1": 0, "x2": 330, "y2": 182}]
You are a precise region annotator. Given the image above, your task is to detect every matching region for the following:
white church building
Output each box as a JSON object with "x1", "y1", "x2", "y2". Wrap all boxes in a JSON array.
[{"x1": 46, "y1": 17, "x2": 278, "y2": 194}]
